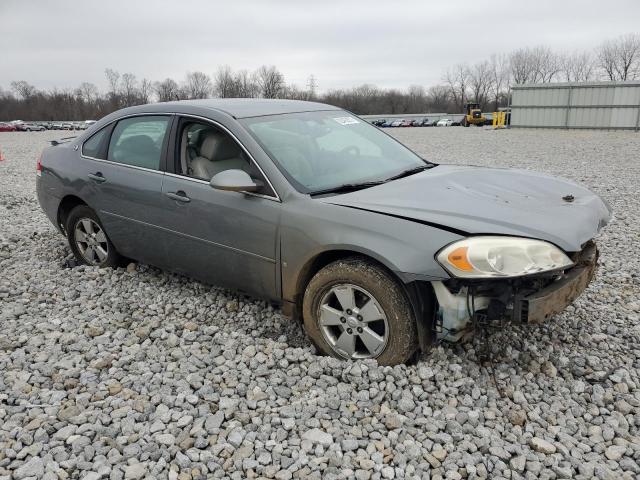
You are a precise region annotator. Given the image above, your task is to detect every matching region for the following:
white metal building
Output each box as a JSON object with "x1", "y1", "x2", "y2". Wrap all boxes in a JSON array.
[{"x1": 510, "y1": 81, "x2": 640, "y2": 130}]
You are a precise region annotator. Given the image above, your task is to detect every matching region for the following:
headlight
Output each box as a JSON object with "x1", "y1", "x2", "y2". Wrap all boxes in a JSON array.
[{"x1": 436, "y1": 236, "x2": 573, "y2": 278}]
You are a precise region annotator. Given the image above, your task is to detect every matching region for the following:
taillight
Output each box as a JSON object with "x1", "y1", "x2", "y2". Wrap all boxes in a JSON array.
[{"x1": 36, "y1": 152, "x2": 43, "y2": 176}]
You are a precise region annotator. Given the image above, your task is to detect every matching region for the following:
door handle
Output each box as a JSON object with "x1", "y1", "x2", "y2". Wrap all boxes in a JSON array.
[
  {"x1": 166, "y1": 191, "x2": 191, "y2": 203},
  {"x1": 88, "y1": 172, "x2": 106, "y2": 183}
]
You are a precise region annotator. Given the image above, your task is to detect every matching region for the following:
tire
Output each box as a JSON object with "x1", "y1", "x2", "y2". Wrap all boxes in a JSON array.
[
  {"x1": 65, "y1": 205, "x2": 122, "y2": 267},
  {"x1": 302, "y1": 258, "x2": 418, "y2": 366}
]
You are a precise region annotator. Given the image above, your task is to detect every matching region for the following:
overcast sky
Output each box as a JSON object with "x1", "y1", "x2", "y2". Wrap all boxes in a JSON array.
[{"x1": 2, "y1": 0, "x2": 639, "y2": 93}]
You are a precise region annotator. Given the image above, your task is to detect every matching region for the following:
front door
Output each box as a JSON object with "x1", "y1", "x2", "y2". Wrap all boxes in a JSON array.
[{"x1": 158, "y1": 118, "x2": 281, "y2": 299}]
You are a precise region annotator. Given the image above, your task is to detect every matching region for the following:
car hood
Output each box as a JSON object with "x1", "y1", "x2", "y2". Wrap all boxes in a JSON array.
[{"x1": 322, "y1": 164, "x2": 612, "y2": 252}]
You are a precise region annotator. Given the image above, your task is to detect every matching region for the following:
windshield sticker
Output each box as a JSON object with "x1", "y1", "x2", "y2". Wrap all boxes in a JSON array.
[{"x1": 333, "y1": 116, "x2": 359, "y2": 125}]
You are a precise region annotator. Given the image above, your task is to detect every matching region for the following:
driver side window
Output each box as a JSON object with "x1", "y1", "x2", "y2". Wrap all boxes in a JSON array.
[{"x1": 177, "y1": 120, "x2": 275, "y2": 197}]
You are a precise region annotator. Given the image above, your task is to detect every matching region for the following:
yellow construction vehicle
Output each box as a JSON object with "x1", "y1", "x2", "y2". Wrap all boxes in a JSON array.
[{"x1": 462, "y1": 103, "x2": 486, "y2": 127}]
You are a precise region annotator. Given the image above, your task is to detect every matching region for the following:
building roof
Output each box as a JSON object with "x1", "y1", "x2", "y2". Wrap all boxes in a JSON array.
[{"x1": 512, "y1": 80, "x2": 640, "y2": 90}]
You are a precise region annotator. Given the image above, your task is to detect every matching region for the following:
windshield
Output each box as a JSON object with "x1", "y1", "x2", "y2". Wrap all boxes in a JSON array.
[{"x1": 241, "y1": 111, "x2": 430, "y2": 194}]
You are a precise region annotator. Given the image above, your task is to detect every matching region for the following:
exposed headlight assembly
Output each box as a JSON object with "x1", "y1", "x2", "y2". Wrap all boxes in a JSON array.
[{"x1": 436, "y1": 236, "x2": 573, "y2": 278}]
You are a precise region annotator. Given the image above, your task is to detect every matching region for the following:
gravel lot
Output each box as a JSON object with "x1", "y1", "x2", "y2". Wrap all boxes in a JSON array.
[{"x1": 0, "y1": 128, "x2": 639, "y2": 480}]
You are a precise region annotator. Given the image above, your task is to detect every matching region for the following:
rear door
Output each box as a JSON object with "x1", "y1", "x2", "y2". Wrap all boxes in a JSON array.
[
  {"x1": 158, "y1": 116, "x2": 281, "y2": 299},
  {"x1": 79, "y1": 114, "x2": 173, "y2": 268}
]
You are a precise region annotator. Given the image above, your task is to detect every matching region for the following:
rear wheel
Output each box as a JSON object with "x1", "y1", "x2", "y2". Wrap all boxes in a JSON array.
[
  {"x1": 65, "y1": 205, "x2": 122, "y2": 267},
  {"x1": 302, "y1": 258, "x2": 418, "y2": 365}
]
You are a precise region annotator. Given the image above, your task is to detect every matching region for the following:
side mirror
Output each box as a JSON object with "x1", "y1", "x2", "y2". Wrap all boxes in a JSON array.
[{"x1": 209, "y1": 169, "x2": 259, "y2": 192}]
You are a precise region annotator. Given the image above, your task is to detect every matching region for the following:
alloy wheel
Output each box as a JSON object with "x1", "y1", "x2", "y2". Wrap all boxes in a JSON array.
[
  {"x1": 74, "y1": 218, "x2": 109, "y2": 265},
  {"x1": 317, "y1": 283, "x2": 389, "y2": 359}
]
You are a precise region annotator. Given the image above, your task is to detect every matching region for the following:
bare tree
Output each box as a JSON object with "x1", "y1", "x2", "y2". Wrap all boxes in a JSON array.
[
  {"x1": 426, "y1": 85, "x2": 451, "y2": 112},
  {"x1": 139, "y1": 78, "x2": 153, "y2": 103},
  {"x1": 468, "y1": 61, "x2": 492, "y2": 108},
  {"x1": 76, "y1": 82, "x2": 99, "y2": 105},
  {"x1": 510, "y1": 48, "x2": 536, "y2": 84},
  {"x1": 104, "y1": 68, "x2": 121, "y2": 108},
  {"x1": 185, "y1": 71, "x2": 212, "y2": 99},
  {"x1": 120, "y1": 73, "x2": 139, "y2": 106},
  {"x1": 407, "y1": 85, "x2": 426, "y2": 113},
  {"x1": 10, "y1": 80, "x2": 36, "y2": 99},
  {"x1": 597, "y1": 33, "x2": 640, "y2": 81},
  {"x1": 104, "y1": 69, "x2": 120, "y2": 96},
  {"x1": 533, "y1": 46, "x2": 561, "y2": 83},
  {"x1": 560, "y1": 51, "x2": 595, "y2": 82},
  {"x1": 234, "y1": 70, "x2": 258, "y2": 98},
  {"x1": 213, "y1": 65, "x2": 236, "y2": 98},
  {"x1": 510, "y1": 46, "x2": 560, "y2": 84},
  {"x1": 489, "y1": 54, "x2": 510, "y2": 110},
  {"x1": 256, "y1": 65, "x2": 284, "y2": 98},
  {"x1": 282, "y1": 84, "x2": 309, "y2": 100},
  {"x1": 444, "y1": 64, "x2": 469, "y2": 111},
  {"x1": 154, "y1": 78, "x2": 182, "y2": 102}
]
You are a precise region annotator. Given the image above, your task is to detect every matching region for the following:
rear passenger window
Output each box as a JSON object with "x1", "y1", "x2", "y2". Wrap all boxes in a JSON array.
[
  {"x1": 82, "y1": 127, "x2": 109, "y2": 159},
  {"x1": 108, "y1": 116, "x2": 169, "y2": 170}
]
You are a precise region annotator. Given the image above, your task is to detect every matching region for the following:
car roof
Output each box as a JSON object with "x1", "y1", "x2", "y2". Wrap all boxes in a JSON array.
[{"x1": 151, "y1": 98, "x2": 341, "y2": 119}]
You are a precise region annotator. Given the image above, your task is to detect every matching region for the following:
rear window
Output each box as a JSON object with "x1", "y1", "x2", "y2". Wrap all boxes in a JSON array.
[
  {"x1": 107, "y1": 116, "x2": 169, "y2": 170},
  {"x1": 82, "y1": 127, "x2": 109, "y2": 159}
]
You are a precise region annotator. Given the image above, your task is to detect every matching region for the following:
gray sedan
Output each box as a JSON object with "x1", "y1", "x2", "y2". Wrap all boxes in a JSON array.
[{"x1": 36, "y1": 99, "x2": 611, "y2": 365}]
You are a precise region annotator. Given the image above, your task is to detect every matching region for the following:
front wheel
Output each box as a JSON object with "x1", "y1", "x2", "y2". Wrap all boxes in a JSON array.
[
  {"x1": 65, "y1": 205, "x2": 122, "y2": 267},
  {"x1": 302, "y1": 258, "x2": 418, "y2": 365}
]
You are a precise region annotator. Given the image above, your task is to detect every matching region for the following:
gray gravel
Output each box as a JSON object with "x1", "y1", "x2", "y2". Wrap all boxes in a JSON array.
[{"x1": 1, "y1": 128, "x2": 639, "y2": 479}]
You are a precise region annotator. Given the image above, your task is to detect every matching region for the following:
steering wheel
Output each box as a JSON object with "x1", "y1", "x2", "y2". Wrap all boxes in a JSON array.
[{"x1": 340, "y1": 145, "x2": 360, "y2": 157}]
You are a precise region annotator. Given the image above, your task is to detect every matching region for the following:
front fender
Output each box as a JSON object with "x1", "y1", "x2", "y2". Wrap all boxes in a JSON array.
[{"x1": 280, "y1": 199, "x2": 461, "y2": 302}]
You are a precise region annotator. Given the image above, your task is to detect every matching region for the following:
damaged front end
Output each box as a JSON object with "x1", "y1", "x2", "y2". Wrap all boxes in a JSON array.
[{"x1": 431, "y1": 241, "x2": 598, "y2": 342}]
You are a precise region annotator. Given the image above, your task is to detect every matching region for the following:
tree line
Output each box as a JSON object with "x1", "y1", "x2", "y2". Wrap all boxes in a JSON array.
[{"x1": 1, "y1": 33, "x2": 638, "y2": 121}]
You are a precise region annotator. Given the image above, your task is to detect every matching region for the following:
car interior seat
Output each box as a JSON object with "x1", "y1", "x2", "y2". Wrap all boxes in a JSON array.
[{"x1": 190, "y1": 131, "x2": 248, "y2": 180}]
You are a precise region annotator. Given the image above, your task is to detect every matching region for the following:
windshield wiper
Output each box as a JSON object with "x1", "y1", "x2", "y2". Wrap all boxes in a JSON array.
[
  {"x1": 310, "y1": 181, "x2": 385, "y2": 196},
  {"x1": 384, "y1": 164, "x2": 434, "y2": 182},
  {"x1": 309, "y1": 163, "x2": 436, "y2": 196}
]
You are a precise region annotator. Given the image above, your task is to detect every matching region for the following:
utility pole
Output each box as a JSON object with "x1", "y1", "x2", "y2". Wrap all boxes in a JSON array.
[{"x1": 307, "y1": 75, "x2": 317, "y2": 100}]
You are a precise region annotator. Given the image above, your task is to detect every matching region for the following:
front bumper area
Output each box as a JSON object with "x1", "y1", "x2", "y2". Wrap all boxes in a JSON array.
[
  {"x1": 513, "y1": 242, "x2": 598, "y2": 323},
  {"x1": 431, "y1": 241, "x2": 599, "y2": 341}
]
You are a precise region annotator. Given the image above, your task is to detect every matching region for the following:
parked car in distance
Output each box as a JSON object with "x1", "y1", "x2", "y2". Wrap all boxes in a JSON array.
[
  {"x1": 371, "y1": 119, "x2": 386, "y2": 127},
  {"x1": 436, "y1": 118, "x2": 453, "y2": 127},
  {"x1": 390, "y1": 119, "x2": 404, "y2": 127},
  {"x1": 0, "y1": 122, "x2": 17, "y2": 132},
  {"x1": 36, "y1": 99, "x2": 611, "y2": 365},
  {"x1": 51, "y1": 123, "x2": 63, "y2": 130},
  {"x1": 16, "y1": 123, "x2": 46, "y2": 132},
  {"x1": 400, "y1": 119, "x2": 413, "y2": 127},
  {"x1": 61, "y1": 123, "x2": 74, "y2": 130}
]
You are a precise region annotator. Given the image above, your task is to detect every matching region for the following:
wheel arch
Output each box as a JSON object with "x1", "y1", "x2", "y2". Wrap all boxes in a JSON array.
[
  {"x1": 57, "y1": 195, "x2": 88, "y2": 234},
  {"x1": 293, "y1": 248, "x2": 400, "y2": 305},
  {"x1": 291, "y1": 248, "x2": 436, "y2": 353}
]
